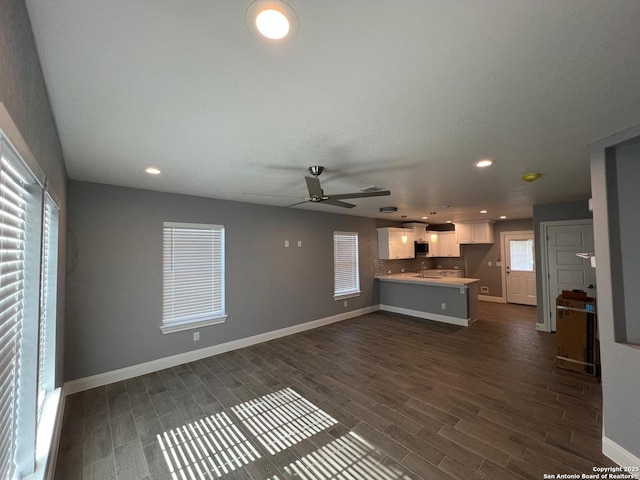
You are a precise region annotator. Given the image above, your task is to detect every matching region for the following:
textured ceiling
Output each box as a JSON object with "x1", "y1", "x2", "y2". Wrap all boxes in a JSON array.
[{"x1": 25, "y1": 0, "x2": 640, "y2": 222}]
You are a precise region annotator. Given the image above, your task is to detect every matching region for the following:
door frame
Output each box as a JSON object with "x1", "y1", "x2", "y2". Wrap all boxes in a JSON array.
[
  {"x1": 539, "y1": 219, "x2": 594, "y2": 333},
  {"x1": 499, "y1": 230, "x2": 534, "y2": 306}
]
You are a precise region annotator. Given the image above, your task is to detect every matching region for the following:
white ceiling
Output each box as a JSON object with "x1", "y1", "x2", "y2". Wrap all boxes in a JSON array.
[{"x1": 25, "y1": 0, "x2": 640, "y2": 222}]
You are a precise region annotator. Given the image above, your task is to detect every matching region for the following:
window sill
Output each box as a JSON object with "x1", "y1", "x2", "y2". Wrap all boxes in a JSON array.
[
  {"x1": 160, "y1": 315, "x2": 227, "y2": 334},
  {"x1": 334, "y1": 292, "x2": 361, "y2": 301},
  {"x1": 23, "y1": 388, "x2": 61, "y2": 480}
]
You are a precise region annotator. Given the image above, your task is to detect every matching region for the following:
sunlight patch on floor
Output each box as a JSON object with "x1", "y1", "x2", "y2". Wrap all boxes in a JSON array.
[
  {"x1": 157, "y1": 387, "x2": 412, "y2": 479},
  {"x1": 157, "y1": 411, "x2": 260, "y2": 479},
  {"x1": 284, "y1": 431, "x2": 411, "y2": 480},
  {"x1": 231, "y1": 388, "x2": 338, "y2": 454}
]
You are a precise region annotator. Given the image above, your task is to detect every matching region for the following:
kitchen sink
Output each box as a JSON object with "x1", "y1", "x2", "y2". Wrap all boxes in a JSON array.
[{"x1": 414, "y1": 274, "x2": 443, "y2": 279}]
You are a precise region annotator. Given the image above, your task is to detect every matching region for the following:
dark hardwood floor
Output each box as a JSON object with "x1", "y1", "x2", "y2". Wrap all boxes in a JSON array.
[{"x1": 55, "y1": 302, "x2": 615, "y2": 480}]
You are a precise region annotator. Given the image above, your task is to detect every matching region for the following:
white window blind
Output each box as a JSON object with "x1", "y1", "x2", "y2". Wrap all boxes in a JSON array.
[
  {"x1": 0, "y1": 135, "x2": 44, "y2": 479},
  {"x1": 37, "y1": 193, "x2": 58, "y2": 418},
  {"x1": 162, "y1": 222, "x2": 226, "y2": 333},
  {"x1": 333, "y1": 232, "x2": 360, "y2": 300}
]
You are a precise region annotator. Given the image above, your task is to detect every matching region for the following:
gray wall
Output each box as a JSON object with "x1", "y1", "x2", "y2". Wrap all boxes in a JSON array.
[
  {"x1": 590, "y1": 126, "x2": 640, "y2": 459},
  {"x1": 611, "y1": 142, "x2": 640, "y2": 344},
  {"x1": 65, "y1": 181, "x2": 381, "y2": 381},
  {"x1": 532, "y1": 200, "x2": 592, "y2": 324},
  {"x1": 462, "y1": 219, "x2": 534, "y2": 298},
  {"x1": 0, "y1": 0, "x2": 68, "y2": 385}
]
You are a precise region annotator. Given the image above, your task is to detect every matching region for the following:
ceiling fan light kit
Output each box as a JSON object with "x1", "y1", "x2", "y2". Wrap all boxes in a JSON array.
[{"x1": 379, "y1": 207, "x2": 398, "y2": 213}]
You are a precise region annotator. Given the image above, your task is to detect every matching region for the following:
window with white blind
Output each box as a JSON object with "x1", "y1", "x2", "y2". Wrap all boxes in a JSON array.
[
  {"x1": 333, "y1": 231, "x2": 360, "y2": 300},
  {"x1": 37, "y1": 193, "x2": 59, "y2": 418},
  {"x1": 162, "y1": 222, "x2": 227, "y2": 334},
  {"x1": 0, "y1": 128, "x2": 47, "y2": 479}
]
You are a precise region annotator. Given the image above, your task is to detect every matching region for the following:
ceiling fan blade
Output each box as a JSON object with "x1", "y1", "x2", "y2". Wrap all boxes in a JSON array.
[
  {"x1": 329, "y1": 190, "x2": 391, "y2": 200},
  {"x1": 322, "y1": 199, "x2": 356, "y2": 208},
  {"x1": 305, "y1": 176, "x2": 324, "y2": 198}
]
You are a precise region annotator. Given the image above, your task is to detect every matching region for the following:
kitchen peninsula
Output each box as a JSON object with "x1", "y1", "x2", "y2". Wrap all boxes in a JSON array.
[{"x1": 376, "y1": 273, "x2": 480, "y2": 327}]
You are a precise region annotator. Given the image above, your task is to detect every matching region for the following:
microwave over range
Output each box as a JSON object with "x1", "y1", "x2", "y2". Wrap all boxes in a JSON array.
[{"x1": 415, "y1": 241, "x2": 429, "y2": 257}]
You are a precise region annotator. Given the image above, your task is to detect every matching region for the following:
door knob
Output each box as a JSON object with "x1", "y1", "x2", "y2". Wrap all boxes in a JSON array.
[{"x1": 587, "y1": 284, "x2": 594, "y2": 289}]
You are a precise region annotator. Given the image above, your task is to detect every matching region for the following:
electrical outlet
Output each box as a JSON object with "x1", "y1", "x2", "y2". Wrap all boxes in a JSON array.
[
  {"x1": 193, "y1": 332, "x2": 200, "y2": 341},
  {"x1": 343, "y1": 300, "x2": 348, "y2": 307},
  {"x1": 388, "y1": 270, "x2": 392, "y2": 274},
  {"x1": 441, "y1": 303, "x2": 446, "y2": 310},
  {"x1": 481, "y1": 286, "x2": 489, "y2": 293},
  {"x1": 488, "y1": 261, "x2": 492, "y2": 266},
  {"x1": 401, "y1": 268, "x2": 404, "y2": 272}
]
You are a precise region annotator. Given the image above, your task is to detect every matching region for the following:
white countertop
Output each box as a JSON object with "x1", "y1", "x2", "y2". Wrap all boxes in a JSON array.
[{"x1": 375, "y1": 273, "x2": 480, "y2": 288}]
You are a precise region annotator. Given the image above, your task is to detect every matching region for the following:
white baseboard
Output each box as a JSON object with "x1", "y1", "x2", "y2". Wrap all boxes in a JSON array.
[
  {"x1": 380, "y1": 304, "x2": 469, "y2": 327},
  {"x1": 64, "y1": 305, "x2": 380, "y2": 395},
  {"x1": 603, "y1": 436, "x2": 640, "y2": 471},
  {"x1": 478, "y1": 295, "x2": 506, "y2": 303}
]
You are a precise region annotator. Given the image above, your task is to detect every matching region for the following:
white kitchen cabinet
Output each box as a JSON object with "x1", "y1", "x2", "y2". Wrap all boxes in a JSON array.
[
  {"x1": 427, "y1": 231, "x2": 460, "y2": 257},
  {"x1": 403, "y1": 222, "x2": 428, "y2": 242},
  {"x1": 377, "y1": 228, "x2": 415, "y2": 259},
  {"x1": 456, "y1": 221, "x2": 495, "y2": 244}
]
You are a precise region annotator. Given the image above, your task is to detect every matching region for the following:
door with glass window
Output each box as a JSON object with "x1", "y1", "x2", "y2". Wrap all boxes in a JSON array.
[{"x1": 505, "y1": 232, "x2": 536, "y2": 305}]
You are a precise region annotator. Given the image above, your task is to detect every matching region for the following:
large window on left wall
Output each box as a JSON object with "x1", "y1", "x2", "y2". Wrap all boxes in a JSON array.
[
  {"x1": 161, "y1": 222, "x2": 227, "y2": 334},
  {"x1": 0, "y1": 116, "x2": 60, "y2": 479}
]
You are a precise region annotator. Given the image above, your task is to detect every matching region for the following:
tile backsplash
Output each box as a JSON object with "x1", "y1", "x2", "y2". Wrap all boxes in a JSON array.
[
  {"x1": 374, "y1": 256, "x2": 465, "y2": 276},
  {"x1": 432, "y1": 257, "x2": 465, "y2": 270}
]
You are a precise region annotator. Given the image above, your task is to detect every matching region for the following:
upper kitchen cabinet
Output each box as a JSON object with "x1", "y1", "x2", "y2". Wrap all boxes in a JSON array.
[
  {"x1": 403, "y1": 222, "x2": 428, "y2": 242},
  {"x1": 377, "y1": 228, "x2": 415, "y2": 259},
  {"x1": 456, "y1": 221, "x2": 495, "y2": 244},
  {"x1": 429, "y1": 231, "x2": 461, "y2": 257}
]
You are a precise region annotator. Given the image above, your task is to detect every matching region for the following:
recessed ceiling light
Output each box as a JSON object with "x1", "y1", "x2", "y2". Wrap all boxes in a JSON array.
[
  {"x1": 480, "y1": 210, "x2": 488, "y2": 214},
  {"x1": 421, "y1": 216, "x2": 428, "y2": 220},
  {"x1": 446, "y1": 220, "x2": 452, "y2": 223},
  {"x1": 475, "y1": 159, "x2": 494, "y2": 168},
  {"x1": 145, "y1": 167, "x2": 161, "y2": 175},
  {"x1": 256, "y1": 9, "x2": 289, "y2": 39},
  {"x1": 500, "y1": 215, "x2": 507, "y2": 219},
  {"x1": 246, "y1": 0, "x2": 299, "y2": 42}
]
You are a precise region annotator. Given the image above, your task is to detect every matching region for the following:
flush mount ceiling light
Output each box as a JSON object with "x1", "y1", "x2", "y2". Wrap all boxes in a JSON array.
[
  {"x1": 379, "y1": 207, "x2": 398, "y2": 213},
  {"x1": 500, "y1": 215, "x2": 507, "y2": 219},
  {"x1": 145, "y1": 167, "x2": 161, "y2": 175},
  {"x1": 475, "y1": 159, "x2": 494, "y2": 168},
  {"x1": 246, "y1": 0, "x2": 299, "y2": 42},
  {"x1": 522, "y1": 172, "x2": 542, "y2": 182}
]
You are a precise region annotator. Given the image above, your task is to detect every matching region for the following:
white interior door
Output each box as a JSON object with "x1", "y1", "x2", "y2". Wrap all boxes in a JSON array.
[
  {"x1": 546, "y1": 222, "x2": 596, "y2": 331},
  {"x1": 505, "y1": 232, "x2": 537, "y2": 305}
]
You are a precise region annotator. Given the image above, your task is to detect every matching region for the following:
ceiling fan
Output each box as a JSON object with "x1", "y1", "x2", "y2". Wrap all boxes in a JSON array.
[{"x1": 290, "y1": 166, "x2": 391, "y2": 209}]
